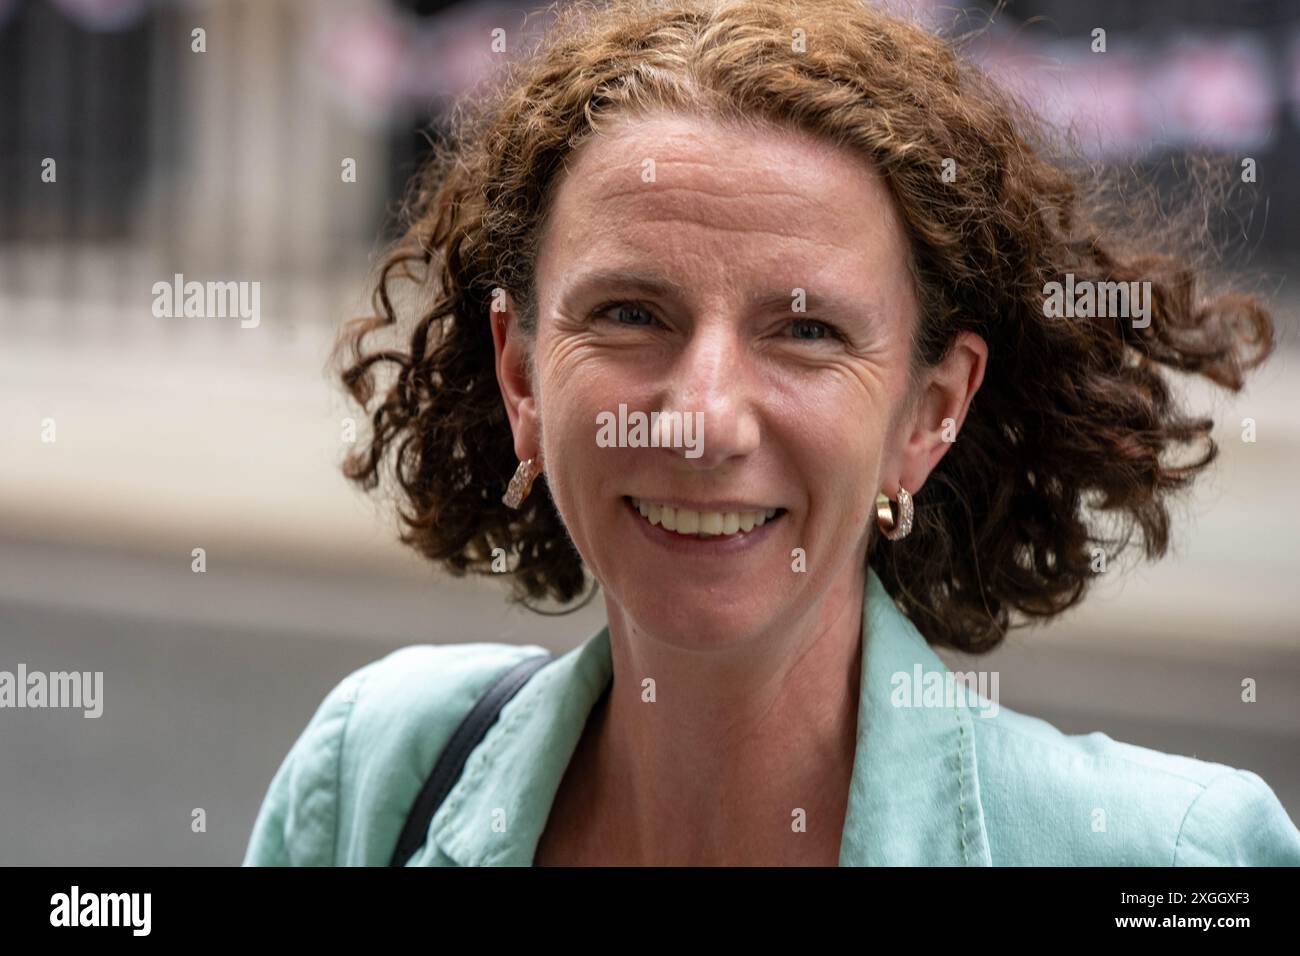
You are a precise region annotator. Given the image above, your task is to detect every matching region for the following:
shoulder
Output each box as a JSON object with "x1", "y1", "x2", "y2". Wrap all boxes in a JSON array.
[
  {"x1": 969, "y1": 704, "x2": 1300, "y2": 865},
  {"x1": 242, "y1": 641, "x2": 546, "y2": 866}
]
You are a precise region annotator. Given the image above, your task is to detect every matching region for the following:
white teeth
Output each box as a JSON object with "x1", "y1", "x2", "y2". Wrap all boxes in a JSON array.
[{"x1": 629, "y1": 498, "x2": 780, "y2": 538}]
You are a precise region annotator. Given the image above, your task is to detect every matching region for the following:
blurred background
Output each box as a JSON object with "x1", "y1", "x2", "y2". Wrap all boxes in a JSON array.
[{"x1": 1, "y1": 0, "x2": 1297, "y2": 865}]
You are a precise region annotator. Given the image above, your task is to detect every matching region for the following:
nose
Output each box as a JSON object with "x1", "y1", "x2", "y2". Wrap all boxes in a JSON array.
[{"x1": 656, "y1": 319, "x2": 760, "y2": 468}]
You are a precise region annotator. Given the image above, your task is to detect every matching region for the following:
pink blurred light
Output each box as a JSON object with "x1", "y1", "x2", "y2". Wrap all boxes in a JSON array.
[
  {"x1": 1149, "y1": 38, "x2": 1277, "y2": 148},
  {"x1": 315, "y1": 7, "x2": 408, "y2": 118},
  {"x1": 49, "y1": 0, "x2": 148, "y2": 31}
]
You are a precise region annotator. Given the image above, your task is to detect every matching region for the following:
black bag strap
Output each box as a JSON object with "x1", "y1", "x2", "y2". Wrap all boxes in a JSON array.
[{"x1": 389, "y1": 652, "x2": 555, "y2": 867}]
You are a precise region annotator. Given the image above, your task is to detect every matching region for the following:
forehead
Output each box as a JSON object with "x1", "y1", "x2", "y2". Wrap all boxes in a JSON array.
[{"x1": 534, "y1": 112, "x2": 915, "y2": 313}]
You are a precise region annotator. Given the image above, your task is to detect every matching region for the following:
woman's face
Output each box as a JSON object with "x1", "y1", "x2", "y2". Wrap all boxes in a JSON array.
[{"x1": 504, "y1": 112, "x2": 937, "y2": 649}]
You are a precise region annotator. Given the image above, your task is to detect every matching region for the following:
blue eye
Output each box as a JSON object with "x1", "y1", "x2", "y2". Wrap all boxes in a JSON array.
[
  {"x1": 588, "y1": 301, "x2": 845, "y2": 343},
  {"x1": 790, "y1": 318, "x2": 844, "y2": 342},
  {"x1": 592, "y1": 300, "x2": 656, "y2": 326}
]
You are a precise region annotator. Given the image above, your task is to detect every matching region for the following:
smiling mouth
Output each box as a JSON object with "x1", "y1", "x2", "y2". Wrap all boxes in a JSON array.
[{"x1": 624, "y1": 495, "x2": 786, "y2": 539}]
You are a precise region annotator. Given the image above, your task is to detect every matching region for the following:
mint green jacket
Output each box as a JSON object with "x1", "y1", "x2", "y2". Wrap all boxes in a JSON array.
[{"x1": 243, "y1": 567, "x2": 1300, "y2": 866}]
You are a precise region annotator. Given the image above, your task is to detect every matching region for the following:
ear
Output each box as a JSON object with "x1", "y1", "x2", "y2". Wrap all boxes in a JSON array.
[
  {"x1": 890, "y1": 330, "x2": 987, "y2": 496},
  {"x1": 491, "y1": 291, "x2": 543, "y2": 465}
]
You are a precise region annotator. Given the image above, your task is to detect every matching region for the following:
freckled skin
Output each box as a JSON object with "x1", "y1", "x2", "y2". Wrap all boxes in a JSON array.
[{"x1": 495, "y1": 113, "x2": 987, "y2": 864}]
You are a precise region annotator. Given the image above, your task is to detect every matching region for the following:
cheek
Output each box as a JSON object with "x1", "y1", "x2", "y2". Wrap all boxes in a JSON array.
[
  {"x1": 779, "y1": 376, "x2": 892, "y2": 523},
  {"x1": 534, "y1": 366, "x2": 619, "y2": 538},
  {"x1": 826, "y1": 431, "x2": 887, "y2": 528},
  {"x1": 537, "y1": 335, "x2": 651, "y2": 472}
]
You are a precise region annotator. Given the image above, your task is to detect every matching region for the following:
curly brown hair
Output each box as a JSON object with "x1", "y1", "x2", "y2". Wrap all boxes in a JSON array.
[{"x1": 334, "y1": 0, "x2": 1275, "y2": 652}]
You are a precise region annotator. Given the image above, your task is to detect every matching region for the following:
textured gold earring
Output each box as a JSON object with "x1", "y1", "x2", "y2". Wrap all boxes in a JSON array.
[
  {"x1": 503, "y1": 457, "x2": 541, "y2": 509},
  {"x1": 875, "y1": 485, "x2": 913, "y2": 541}
]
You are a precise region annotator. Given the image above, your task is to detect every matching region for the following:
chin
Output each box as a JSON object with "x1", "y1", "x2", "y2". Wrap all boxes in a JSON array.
[{"x1": 617, "y1": 590, "x2": 779, "y2": 651}]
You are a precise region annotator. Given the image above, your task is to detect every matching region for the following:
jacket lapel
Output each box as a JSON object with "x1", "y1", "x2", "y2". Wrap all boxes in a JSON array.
[
  {"x1": 838, "y1": 567, "x2": 992, "y2": 865},
  {"x1": 428, "y1": 629, "x2": 613, "y2": 866}
]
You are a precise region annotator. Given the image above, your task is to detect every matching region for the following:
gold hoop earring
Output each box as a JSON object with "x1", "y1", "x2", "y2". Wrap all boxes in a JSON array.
[
  {"x1": 875, "y1": 486, "x2": 913, "y2": 541},
  {"x1": 503, "y1": 457, "x2": 541, "y2": 509}
]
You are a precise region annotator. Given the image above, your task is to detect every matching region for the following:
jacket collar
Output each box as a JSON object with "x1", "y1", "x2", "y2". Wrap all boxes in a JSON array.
[
  {"x1": 839, "y1": 567, "x2": 992, "y2": 865},
  {"x1": 430, "y1": 566, "x2": 990, "y2": 866}
]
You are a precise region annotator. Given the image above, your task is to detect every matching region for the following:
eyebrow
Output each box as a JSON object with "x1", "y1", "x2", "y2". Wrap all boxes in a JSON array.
[
  {"x1": 564, "y1": 267, "x2": 874, "y2": 318},
  {"x1": 562, "y1": 269, "x2": 684, "y2": 303}
]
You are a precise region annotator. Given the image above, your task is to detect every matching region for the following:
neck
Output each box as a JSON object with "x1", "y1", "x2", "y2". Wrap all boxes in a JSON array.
[{"x1": 584, "y1": 562, "x2": 867, "y2": 865}]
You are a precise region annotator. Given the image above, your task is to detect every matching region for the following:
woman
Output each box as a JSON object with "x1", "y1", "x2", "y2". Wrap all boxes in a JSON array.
[{"x1": 244, "y1": 0, "x2": 1300, "y2": 865}]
